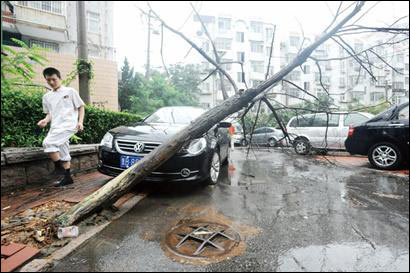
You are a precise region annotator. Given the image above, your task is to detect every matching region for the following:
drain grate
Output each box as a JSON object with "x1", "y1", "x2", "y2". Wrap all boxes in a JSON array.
[{"x1": 165, "y1": 221, "x2": 241, "y2": 259}]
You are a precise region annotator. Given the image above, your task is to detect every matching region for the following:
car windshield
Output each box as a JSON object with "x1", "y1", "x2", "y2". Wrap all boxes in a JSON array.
[{"x1": 144, "y1": 107, "x2": 206, "y2": 124}]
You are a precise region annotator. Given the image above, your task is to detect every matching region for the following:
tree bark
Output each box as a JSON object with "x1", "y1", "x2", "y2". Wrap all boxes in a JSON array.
[{"x1": 56, "y1": 2, "x2": 364, "y2": 227}]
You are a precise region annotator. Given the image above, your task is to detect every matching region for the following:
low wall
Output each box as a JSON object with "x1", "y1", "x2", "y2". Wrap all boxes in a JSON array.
[{"x1": 1, "y1": 144, "x2": 100, "y2": 194}]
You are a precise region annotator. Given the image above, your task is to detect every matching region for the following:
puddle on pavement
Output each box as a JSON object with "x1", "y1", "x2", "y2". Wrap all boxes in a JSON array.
[{"x1": 277, "y1": 242, "x2": 409, "y2": 272}]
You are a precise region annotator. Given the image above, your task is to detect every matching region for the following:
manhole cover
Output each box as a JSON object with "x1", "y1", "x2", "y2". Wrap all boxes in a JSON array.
[{"x1": 165, "y1": 221, "x2": 241, "y2": 259}]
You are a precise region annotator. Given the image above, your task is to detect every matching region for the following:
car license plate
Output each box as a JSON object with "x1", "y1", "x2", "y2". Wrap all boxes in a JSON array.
[{"x1": 120, "y1": 155, "x2": 142, "y2": 169}]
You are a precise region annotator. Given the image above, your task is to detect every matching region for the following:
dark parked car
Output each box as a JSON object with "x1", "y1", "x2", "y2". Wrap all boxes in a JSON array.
[
  {"x1": 345, "y1": 102, "x2": 409, "y2": 170},
  {"x1": 98, "y1": 107, "x2": 231, "y2": 185}
]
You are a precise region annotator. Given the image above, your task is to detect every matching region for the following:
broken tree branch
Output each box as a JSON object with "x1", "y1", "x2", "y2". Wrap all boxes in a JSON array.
[{"x1": 56, "y1": 1, "x2": 365, "y2": 227}]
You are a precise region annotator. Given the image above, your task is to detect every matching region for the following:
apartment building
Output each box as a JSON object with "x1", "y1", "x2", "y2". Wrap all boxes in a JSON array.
[
  {"x1": 1, "y1": 1, "x2": 119, "y2": 110},
  {"x1": 192, "y1": 13, "x2": 409, "y2": 109},
  {"x1": 191, "y1": 14, "x2": 279, "y2": 109}
]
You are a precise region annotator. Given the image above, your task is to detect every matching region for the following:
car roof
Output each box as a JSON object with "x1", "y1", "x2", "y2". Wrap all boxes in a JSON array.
[{"x1": 289, "y1": 111, "x2": 373, "y2": 119}]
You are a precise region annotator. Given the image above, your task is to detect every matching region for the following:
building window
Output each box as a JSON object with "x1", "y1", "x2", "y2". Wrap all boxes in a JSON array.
[
  {"x1": 370, "y1": 92, "x2": 385, "y2": 102},
  {"x1": 290, "y1": 36, "x2": 300, "y2": 47},
  {"x1": 304, "y1": 82, "x2": 310, "y2": 91},
  {"x1": 250, "y1": 21, "x2": 263, "y2": 33},
  {"x1": 251, "y1": 80, "x2": 264, "y2": 87},
  {"x1": 288, "y1": 71, "x2": 301, "y2": 81},
  {"x1": 396, "y1": 54, "x2": 404, "y2": 63},
  {"x1": 87, "y1": 11, "x2": 100, "y2": 33},
  {"x1": 354, "y1": 43, "x2": 363, "y2": 52},
  {"x1": 287, "y1": 53, "x2": 296, "y2": 63},
  {"x1": 215, "y1": 38, "x2": 232, "y2": 50},
  {"x1": 237, "y1": 72, "x2": 244, "y2": 83},
  {"x1": 250, "y1": 41, "x2": 264, "y2": 53},
  {"x1": 88, "y1": 47, "x2": 101, "y2": 58},
  {"x1": 237, "y1": 52, "x2": 245, "y2": 63},
  {"x1": 340, "y1": 61, "x2": 345, "y2": 72},
  {"x1": 303, "y1": 65, "x2": 310, "y2": 74},
  {"x1": 339, "y1": 77, "x2": 346, "y2": 87},
  {"x1": 236, "y1": 32, "x2": 244, "y2": 43},
  {"x1": 266, "y1": 28, "x2": 274, "y2": 41},
  {"x1": 266, "y1": 47, "x2": 273, "y2": 57},
  {"x1": 221, "y1": 59, "x2": 232, "y2": 71},
  {"x1": 287, "y1": 88, "x2": 300, "y2": 98},
  {"x1": 393, "y1": 81, "x2": 404, "y2": 90},
  {"x1": 18, "y1": 1, "x2": 63, "y2": 14},
  {"x1": 406, "y1": 77, "x2": 409, "y2": 86},
  {"x1": 251, "y1": 61, "x2": 264, "y2": 73},
  {"x1": 405, "y1": 63, "x2": 409, "y2": 71},
  {"x1": 30, "y1": 39, "x2": 59, "y2": 52},
  {"x1": 218, "y1": 18, "x2": 231, "y2": 31}
]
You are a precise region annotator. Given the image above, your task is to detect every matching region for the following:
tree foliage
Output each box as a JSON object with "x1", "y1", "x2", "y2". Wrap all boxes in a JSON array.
[{"x1": 118, "y1": 59, "x2": 201, "y2": 116}]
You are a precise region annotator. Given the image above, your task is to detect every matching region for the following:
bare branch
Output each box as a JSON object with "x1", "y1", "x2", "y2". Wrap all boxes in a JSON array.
[
  {"x1": 143, "y1": 4, "x2": 238, "y2": 97},
  {"x1": 265, "y1": 25, "x2": 277, "y2": 80},
  {"x1": 160, "y1": 23, "x2": 170, "y2": 77}
]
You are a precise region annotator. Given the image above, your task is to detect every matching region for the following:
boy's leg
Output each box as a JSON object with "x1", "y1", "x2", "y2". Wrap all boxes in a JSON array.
[
  {"x1": 54, "y1": 141, "x2": 74, "y2": 187},
  {"x1": 43, "y1": 135, "x2": 65, "y2": 176}
]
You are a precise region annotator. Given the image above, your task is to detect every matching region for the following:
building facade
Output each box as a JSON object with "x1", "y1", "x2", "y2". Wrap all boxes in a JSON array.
[
  {"x1": 191, "y1": 14, "x2": 279, "y2": 109},
  {"x1": 2, "y1": 1, "x2": 119, "y2": 111},
  {"x1": 191, "y1": 13, "x2": 409, "y2": 109}
]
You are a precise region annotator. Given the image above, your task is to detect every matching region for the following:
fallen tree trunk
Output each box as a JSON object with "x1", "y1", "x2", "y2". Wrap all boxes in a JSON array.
[{"x1": 56, "y1": 2, "x2": 364, "y2": 227}]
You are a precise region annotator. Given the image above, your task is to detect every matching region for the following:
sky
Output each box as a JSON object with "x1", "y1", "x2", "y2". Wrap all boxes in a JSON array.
[{"x1": 113, "y1": 1, "x2": 409, "y2": 73}]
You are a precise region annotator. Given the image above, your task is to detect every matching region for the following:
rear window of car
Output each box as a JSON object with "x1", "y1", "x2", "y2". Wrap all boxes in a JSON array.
[{"x1": 343, "y1": 113, "x2": 368, "y2": 126}]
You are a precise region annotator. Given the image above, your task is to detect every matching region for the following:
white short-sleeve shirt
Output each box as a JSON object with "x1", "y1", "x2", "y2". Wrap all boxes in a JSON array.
[{"x1": 42, "y1": 85, "x2": 85, "y2": 130}]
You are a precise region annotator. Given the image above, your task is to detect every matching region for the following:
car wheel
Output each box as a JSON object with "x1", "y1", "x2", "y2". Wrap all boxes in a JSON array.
[
  {"x1": 294, "y1": 138, "x2": 311, "y2": 155},
  {"x1": 268, "y1": 138, "x2": 277, "y2": 147},
  {"x1": 205, "y1": 151, "x2": 221, "y2": 185},
  {"x1": 368, "y1": 142, "x2": 402, "y2": 170},
  {"x1": 241, "y1": 139, "x2": 248, "y2": 147}
]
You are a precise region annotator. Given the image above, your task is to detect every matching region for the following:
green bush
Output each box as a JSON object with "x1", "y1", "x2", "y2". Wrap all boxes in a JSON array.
[{"x1": 1, "y1": 86, "x2": 142, "y2": 148}]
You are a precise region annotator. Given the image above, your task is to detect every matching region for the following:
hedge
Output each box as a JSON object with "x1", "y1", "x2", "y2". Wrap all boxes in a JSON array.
[{"x1": 1, "y1": 86, "x2": 143, "y2": 148}]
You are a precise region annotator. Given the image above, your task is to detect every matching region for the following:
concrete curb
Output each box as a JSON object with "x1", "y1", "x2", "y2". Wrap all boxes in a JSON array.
[{"x1": 18, "y1": 194, "x2": 147, "y2": 272}]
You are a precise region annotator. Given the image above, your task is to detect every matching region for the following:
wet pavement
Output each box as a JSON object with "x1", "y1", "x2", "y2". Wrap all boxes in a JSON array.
[{"x1": 51, "y1": 148, "x2": 409, "y2": 272}]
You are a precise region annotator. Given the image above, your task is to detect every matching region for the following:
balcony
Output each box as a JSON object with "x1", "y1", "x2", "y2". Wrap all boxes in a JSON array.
[{"x1": 14, "y1": 4, "x2": 66, "y2": 30}]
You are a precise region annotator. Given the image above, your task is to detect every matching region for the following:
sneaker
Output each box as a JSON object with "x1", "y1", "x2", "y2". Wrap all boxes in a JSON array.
[{"x1": 54, "y1": 176, "x2": 74, "y2": 187}]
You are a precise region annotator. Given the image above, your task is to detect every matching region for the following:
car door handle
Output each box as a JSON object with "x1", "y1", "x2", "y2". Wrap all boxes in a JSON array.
[{"x1": 389, "y1": 124, "x2": 405, "y2": 127}]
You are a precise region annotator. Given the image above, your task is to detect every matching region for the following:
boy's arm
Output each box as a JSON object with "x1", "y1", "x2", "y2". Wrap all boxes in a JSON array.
[
  {"x1": 38, "y1": 113, "x2": 51, "y2": 128},
  {"x1": 77, "y1": 105, "x2": 85, "y2": 131}
]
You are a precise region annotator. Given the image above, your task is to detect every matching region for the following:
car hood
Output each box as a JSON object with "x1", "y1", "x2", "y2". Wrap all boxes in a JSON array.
[{"x1": 109, "y1": 123, "x2": 187, "y2": 143}]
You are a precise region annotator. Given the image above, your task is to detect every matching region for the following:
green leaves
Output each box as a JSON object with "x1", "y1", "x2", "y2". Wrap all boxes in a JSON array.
[
  {"x1": 1, "y1": 86, "x2": 142, "y2": 148},
  {"x1": 1, "y1": 39, "x2": 48, "y2": 90},
  {"x1": 118, "y1": 59, "x2": 202, "y2": 115}
]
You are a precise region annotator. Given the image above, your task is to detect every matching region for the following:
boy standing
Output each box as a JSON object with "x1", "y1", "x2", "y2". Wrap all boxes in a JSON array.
[{"x1": 37, "y1": 67, "x2": 85, "y2": 187}]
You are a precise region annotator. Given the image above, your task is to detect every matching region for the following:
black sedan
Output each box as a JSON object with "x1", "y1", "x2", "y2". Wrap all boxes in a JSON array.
[
  {"x1": 98, "y1": 107, "x2": 231, "y2": 184},
  {"x1": 345, "y1": 101, "x2": 409, "y2": 170}
]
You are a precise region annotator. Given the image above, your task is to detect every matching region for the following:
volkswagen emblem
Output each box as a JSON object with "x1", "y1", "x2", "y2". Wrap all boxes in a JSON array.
[{"x1": 134, "y1": 141, "x2": 145, "y2": 153}]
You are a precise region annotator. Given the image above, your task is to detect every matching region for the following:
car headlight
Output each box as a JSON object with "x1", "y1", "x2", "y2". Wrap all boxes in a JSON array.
[
  {"x1": 186, "y1": 138, "x2": 207, "y2": 155},
  {"x1": 100, "y1": 132, "x2": 113, "y2": 149}
]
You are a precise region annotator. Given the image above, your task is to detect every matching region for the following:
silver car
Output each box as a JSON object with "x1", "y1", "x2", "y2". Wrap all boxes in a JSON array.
[
  {"x1": 286, "y1": 112, "x2": 374, "y2": 155},
  {"x1": 242, "y1": 127, "x2": 285, "y2": 147}
]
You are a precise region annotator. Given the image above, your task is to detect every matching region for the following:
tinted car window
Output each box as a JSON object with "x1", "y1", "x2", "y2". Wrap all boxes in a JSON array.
[
  {"x1": 344, "y1": 113, "x2": 368, "y2": 126},
  {"x1": 311, "y1": 114, "x2": 340, "y2": 127},
  {"x1": 398, "y1": 107, "x2": 409, "y2": 120},
  {"x1": 145, "y1": 107, "x2": 205, "y2": 124},
  {"x1": 293, "y1": 115, "x2": 314, "y2": 127}
]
